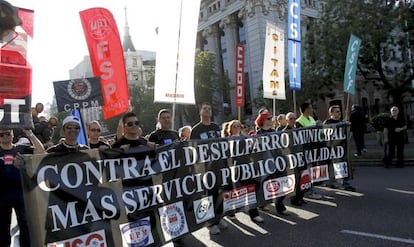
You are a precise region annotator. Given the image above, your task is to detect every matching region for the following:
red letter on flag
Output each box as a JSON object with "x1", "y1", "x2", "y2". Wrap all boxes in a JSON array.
[
  {"x1": 235, "y1": 44, "x2": 245, "y2": 107},
  {"x1": 79, "y1": 8, "x2": 129, "y2": 119}
]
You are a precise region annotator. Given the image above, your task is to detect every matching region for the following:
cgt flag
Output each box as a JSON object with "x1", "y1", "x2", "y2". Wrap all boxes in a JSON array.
[
  {"x1": 343, "y1": 34, "x2": 362, "y2": 95},
  {"x1": 0, "y1": 3, "x2": 34, "y2": 129},
  {"x1": 79, "y1": 8, "x2": 129, "y2": 119}
]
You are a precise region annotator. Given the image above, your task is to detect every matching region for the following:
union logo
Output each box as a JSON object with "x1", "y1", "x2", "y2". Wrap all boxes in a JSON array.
[
  {"x1": 87, "y1": 14, "x2": 112, "y2": 40},
  {"x1": 67, "y1": 78, "x2": 92, "y2": 101}
]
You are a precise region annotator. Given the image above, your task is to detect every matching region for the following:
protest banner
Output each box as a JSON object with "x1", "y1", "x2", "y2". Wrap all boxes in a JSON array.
[
  {"x1": 288, "y1": 0, "x2": 301, "y2": 90},
  {"x1": 263, "y1": 22, "x2": 286, "y2": 100},
  {"x1": 154, "y1": 0, "x2": 200, "y2": 105},
  {"x1": 53, "y1": 77, "x2": 104, "y2": 113},
  {"x1": 79, "y1": 8, "x2": 130, "y2": 120},
  {"x1": 235, "y1": 44, "x2": 245, "y2": 107},
  {"x1": 22, "y1": 124, "x2": 350, "y2": 246},
  {"x1": 53, "y1": 77, "x2": 104, "y2": 112},
  {"x1": 343, "y1": 34, "x2": 362, "y2": 95}
]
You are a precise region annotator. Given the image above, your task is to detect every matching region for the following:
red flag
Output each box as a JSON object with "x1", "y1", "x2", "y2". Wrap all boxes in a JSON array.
[
  {"x1": 79, "y1": 8, "x2": 129, "y2": 119},
  {"x1": 18, "y1": 8, "x2": 34, "y2": 38},
  {"x1": 235, "y1": 44, "x2": 245, "y2": 107},
  {"x1": 0, "y1": 4, "x2": 33, "y2": 128}
]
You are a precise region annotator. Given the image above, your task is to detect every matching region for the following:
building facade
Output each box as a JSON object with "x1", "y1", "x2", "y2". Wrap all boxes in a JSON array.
[
  {"x1": 197, "y1": 0, "x2": 414, "y2": 124},
  {"x1": 197, "y1": 0, "x2": 323, "y2": 118}
]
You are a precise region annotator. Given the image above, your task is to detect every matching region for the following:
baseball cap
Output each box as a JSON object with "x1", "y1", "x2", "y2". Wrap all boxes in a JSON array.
[
  {"x1": 62, "y1": 116, "x2": 81, "y2": 127},
  {"x1": 255, "y1": 112, "x2": 273, "y2": 127}
]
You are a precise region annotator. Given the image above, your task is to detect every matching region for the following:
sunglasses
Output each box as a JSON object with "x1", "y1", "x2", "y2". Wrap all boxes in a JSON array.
[
  {"x1": 125, "y1": 121, "x2": 140, "y2": 127},
  {"x1": 0, "y1": 132, "x2": 11, "y2": 137},
  {"x1": 65, "y1": 126, "x2": 80, "y2": 131},
  {"x1": 89, "y1": 128, "x2": 101, "y2": 132}
]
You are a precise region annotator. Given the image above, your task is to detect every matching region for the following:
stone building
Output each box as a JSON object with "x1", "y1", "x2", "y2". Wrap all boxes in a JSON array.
[
  {"x1": 197, "y1": 0, "x2": 414, "y2": 124},
  {"x1": 197, "y1": 0, "x2": 323, "y2": 119}
]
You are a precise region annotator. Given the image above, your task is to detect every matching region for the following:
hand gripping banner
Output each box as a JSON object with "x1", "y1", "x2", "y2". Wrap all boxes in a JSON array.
[{"x1": 79, "y1": 8, "x2": 129, "y2": 119}]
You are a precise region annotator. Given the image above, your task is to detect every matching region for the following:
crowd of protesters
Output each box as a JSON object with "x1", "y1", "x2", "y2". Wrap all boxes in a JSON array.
[{"x1": 2, "y1": 100, "x2": 409, "y2": 247}]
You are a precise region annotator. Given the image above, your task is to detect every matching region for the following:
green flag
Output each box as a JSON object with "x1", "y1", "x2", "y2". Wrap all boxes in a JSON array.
[{"x1": 343, "y1": 34, "x2": 362, "y2": 95}]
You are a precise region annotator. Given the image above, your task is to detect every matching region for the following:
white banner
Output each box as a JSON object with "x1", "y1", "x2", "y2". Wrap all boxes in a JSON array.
[
  {"x1": 263, "y1": 22, "x2": 286, "y2": 99},
  {"x1": 154, "y1": 0, "x2": 200, "y2": 104}
]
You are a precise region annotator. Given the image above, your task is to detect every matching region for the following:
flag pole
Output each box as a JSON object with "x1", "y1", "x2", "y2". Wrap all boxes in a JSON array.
[
  {"x1": 172, "y1": 0, "x2": 184, "y2": 130},
  {"x1": 345, "y1": 93, "x2": 350, "y2": 121},
  {"x1": 293, "y1": 90, "x2": 297, "y2": 115}
]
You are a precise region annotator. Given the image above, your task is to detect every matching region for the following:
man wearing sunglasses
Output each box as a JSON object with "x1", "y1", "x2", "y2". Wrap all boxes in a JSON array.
[
  {"x1": 87, "y1": 120, "x2": 111, "y2": 150},
  {"x1": 112, "y1": 112, "x2": 155, "y2": 150},
  {"x1": 0, "y1": 127, "x2": 44, "y2": 247},
  {"x1": 46, "y1": 116, "x2": 89, "y2": 153}
]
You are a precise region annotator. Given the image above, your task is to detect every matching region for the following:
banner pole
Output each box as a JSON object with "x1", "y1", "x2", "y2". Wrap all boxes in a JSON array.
[
  {"x1": 172, "y1": 102, "x2": 176, "y2": 130},
  {"x1": 171, "y1": 0, "x2": 183, "y2": 130},
  {"x1": 345, "y1": 93, "x2": 350, "y2": 121},
  {"x1": 293, "y1": 90, "x2": 297, "y2": 115},
  {"x1": 273, "y1": 98, "x2": 276, "y2": 116},
  {"x1": 238, "y1": 107, "x2": 240, "y2": 121}
]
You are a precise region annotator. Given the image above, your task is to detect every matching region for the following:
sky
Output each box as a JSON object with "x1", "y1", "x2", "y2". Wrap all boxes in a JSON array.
[{"x1": 9, "y1": 0, "x2": 161, "y2": 107}]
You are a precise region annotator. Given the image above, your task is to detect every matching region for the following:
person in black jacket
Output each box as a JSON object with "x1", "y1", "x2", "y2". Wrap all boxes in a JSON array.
[
  {"x1": 46, "y1": 116, "x2": 89, "y2": 153},
  {"x1": 323, "y1": 105, "x2": 356, "y2": 191},
  {"x1": 0, "y1": 128, "x2": 44, "y2": 247},
  {"x1": 148, "y1": 109, "x2": 179, "y2": 146},
  {"x1": 383, "y1": 106, "x2": 407, "y2": 168},
  {"x1": 349, "y1": 104, "x2": 367, "y2": 156}
]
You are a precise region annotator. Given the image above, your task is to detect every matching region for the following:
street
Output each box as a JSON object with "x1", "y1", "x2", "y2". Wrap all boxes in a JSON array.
[
  {"x1": 11, "y1": 166, "x2": 413, "y2": 247},
  {"x1": 170, "y1": 166, "x2": 414, "y2": 247}
]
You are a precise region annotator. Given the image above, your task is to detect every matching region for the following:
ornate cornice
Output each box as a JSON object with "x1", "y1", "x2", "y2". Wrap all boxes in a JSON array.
[
  {"x1": 202, "y1": 24, "x2": 221, "y2": 38},
  {"x1": 273, "y1": 0, "x2": 288, "y2": 21},
  {"x1": 219, "y1": 15, "x2": 239, "y2": 29},
  {"x1": 239, "y1": 0, "x2": 271, "y2": 18}
]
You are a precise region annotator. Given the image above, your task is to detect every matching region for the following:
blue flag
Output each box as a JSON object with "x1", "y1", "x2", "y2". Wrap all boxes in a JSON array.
[
  {"x1": 71, "y1": 110, "x2": 87, "y2": 145},
  {"x1": 288, "y1": 0, "x2": 301, "y2": 90},
  {"x1": 343, "y1": 34, "x2": 362, "y2": 95}
]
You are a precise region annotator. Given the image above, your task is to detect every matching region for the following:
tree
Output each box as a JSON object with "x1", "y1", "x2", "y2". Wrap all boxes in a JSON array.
[
  {"x1": 128, "y1": 76, "x2": 170, "y2": 135},
  {"x1": 303, "y1": 0, "x2": 414, "y2": 109},
  {"x1": 193, "y1": 49, "x2": 232, "y2": 122}
]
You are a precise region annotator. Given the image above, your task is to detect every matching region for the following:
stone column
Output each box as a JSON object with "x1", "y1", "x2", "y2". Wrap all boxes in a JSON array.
[
  {"x1": 239, "y1": 1, "x2": 271, "y2": 116},
  {"x1": 202, "y1": 24, "x2": 224, "y2": 122},
  {"x1": 219, "y1": 14, "x2": 240, "y2": 115},
  {"x1": 202, "y1": 24, "x2": 223, "y2": 75}
]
